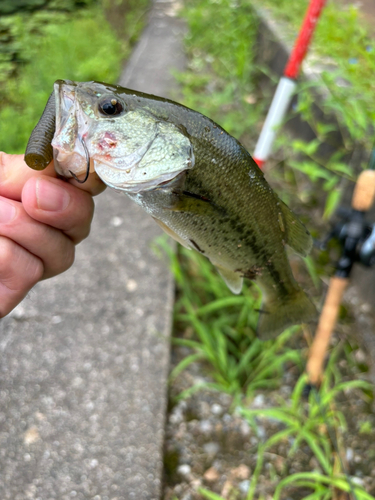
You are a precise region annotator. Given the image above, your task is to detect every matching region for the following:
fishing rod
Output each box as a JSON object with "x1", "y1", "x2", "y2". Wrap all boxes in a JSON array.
[
  {"x1": 252, "y1": 0, "x2": 375, "y2": 386},
  {"x1": 253, "y1": 0, "x2": 327, "y2": 168}
]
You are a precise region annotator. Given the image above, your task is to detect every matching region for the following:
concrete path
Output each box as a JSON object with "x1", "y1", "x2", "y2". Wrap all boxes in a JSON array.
[{"x1": 0, "y1": 2, "x2": 186, "y2": 499}]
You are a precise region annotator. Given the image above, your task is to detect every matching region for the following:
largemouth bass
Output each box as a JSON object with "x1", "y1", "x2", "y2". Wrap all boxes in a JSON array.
[{"x1": 25, "y1": 80, "x2": 317, "y2": 339}]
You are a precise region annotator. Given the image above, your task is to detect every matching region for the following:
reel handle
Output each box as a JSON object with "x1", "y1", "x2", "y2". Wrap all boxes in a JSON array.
[
  {"x1": 306, "y1": 276, "x2": 348, "y2": 385},
  {"x1": 351, "y1": 170, "x2": 375, "y2": 211}
]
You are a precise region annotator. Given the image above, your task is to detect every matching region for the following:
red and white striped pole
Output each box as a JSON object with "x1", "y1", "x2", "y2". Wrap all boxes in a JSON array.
[{"x1": 253, "y1": 0, "x2": 327, "y2": 169}]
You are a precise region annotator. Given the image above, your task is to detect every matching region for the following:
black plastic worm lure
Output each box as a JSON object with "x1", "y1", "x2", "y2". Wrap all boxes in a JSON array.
[{"x1": 24, "y1": 92, "x2": 55, "y2": 171}]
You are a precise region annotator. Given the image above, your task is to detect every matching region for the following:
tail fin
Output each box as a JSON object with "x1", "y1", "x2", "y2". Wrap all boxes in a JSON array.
[{"x1": 257, "y1": 288, "x2": 317, "y2": 340}]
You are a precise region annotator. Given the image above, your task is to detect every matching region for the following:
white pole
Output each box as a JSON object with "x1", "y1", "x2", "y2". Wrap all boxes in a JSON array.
[{"x1": 253, "y1": 77, "x2": 297, "y2": 167}]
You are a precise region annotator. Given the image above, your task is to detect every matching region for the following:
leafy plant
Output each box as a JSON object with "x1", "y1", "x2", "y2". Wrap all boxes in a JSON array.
[
  {"x1": 196, "y1": 359, "x2": 373, "y2": 500},
  {"x1": 155, "y1": 237, "x2": 304, "y2": 402},
  {"x1": 0, "y1": 0, "x2": 148, "y2": 153},
  {"x1": 163, "y1": 1, "x2": 375, "y2": 498},
  {"x1": 176, "y1": 0, "x2": 264, "y2": 141},
  {"x1": 239, "y1": 350, "x2": 374, "y2": 500}
]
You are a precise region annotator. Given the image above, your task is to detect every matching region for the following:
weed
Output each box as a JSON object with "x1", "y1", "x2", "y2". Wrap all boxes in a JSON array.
[
  {"x1": 196, "y1": 354, "x2": 373, "y2": 499},
  {"x1": 0, "y1": 0, "x2": 148, "y2": 153},
  {"x1": 155, "y1": 236, "x2": 304, "y2": 401},
  {"x1": 176, "y1": 0, "x2": 264, "y2": 142},
  {"x1": 241, "y1": 351, "x2": 373, "y2": 499}
]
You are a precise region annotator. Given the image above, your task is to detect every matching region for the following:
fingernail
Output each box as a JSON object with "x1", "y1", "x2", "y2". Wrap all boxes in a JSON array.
[
  {"x1": 0, "y1": 198, "x2": 16, "y2": 224},
  {"x1": 36, "y1": 179, "x2": 70, "y2": 212}
]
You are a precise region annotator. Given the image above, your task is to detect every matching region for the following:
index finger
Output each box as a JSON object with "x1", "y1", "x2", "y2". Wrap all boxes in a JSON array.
[
  {"x1": 0, "y1": 152, "x2": 56, "y2": 201},
  {"x1": 0, "y1": 152, "x2": 106, "y2": 200}
]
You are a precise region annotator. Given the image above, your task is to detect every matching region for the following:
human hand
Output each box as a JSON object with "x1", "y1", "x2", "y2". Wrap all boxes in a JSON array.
[{"x1": 0, "y1": 152, "x2": 106, "y2": 317}]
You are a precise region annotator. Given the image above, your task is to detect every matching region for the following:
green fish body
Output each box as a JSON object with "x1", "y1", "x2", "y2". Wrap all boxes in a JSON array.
[{"x1": 49, "y1": 80, "x2": 316, "y2": 339}]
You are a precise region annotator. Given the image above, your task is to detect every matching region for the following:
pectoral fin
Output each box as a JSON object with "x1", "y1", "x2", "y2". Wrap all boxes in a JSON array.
[
  {"x1": 152, "y1": 217, "x2": 191, "y2": 249},
  {"x1": 216, "y1": 266, "x2": 243, "y2": 294},
  {"x1": 163, "y1": 191, "x2": 224, "y2": 217}
]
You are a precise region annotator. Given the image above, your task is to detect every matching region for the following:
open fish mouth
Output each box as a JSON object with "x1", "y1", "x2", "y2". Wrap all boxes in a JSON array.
[{"x1": 51, "y1": 80, "x2": 91, "y2": 178}]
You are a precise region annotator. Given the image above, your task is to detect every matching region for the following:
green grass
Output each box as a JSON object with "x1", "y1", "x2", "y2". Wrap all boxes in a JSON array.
[
  {"x1": 0, "y1": 1, "x2": 148, "y2": 154},
  {"x1": 241, "y1": 364, "x2": 373, "y2": 500},
  {"x1": 197, "y1": 364, "x2": 374, "y2": 499},
  {"x1": 155, "y1": 237, "x2": 303, "y2": 401},
  {"x1": 161, "y1": 234, "x2": 375, "y2": 498},
  {"x1": 175, "y1": 0, "x2": 264, "y2": 141}
]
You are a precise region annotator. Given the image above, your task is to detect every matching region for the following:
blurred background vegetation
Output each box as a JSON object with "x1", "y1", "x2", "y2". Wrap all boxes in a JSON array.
[{"x1": 0, "y1": 0, "x2": 149, "y2": 153}]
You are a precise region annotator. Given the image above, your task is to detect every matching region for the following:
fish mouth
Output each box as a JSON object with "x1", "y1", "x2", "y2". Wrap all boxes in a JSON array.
[
  {"x1": 51, "y1": 80, "x2": 89, "y2": 178},
  {"x1": 55, "y1": 80, "x2": 77, "y2": 122}
]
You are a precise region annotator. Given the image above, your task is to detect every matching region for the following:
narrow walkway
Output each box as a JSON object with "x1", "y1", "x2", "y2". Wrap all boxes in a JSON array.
[{"x1": 0, "y1": 2, "x2": 185, "y2": 499}]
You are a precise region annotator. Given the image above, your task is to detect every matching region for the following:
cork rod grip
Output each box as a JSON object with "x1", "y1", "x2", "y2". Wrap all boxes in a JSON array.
[
  {"x1": 351, "y1": 170, "x2": 375, "y2": 212},
  {"x1": 306, "y1": 276, "x2": 348, "y2": 385}
]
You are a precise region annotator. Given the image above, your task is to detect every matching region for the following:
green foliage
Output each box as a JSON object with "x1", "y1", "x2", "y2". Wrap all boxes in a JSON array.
[
  {"x1": 0, "y1": 1, "x2": 99, "y2": 84},
  {"x1": 274, "y1": 70, "x2": 373, "y2": 218},
  {"x1": 257, "y1": 0, "x2": 375, "y2": 219},
  {"x1": 0, "y1": 0, "x2": 97, "y2": 15},
  {"x1": 198, "y1": 490, "x2": 226, "y2": 500},
  {"x1": 155, "y1": 236, "x2": 303, "y2": 400},
  {"x1": 176, "y1": 0, "x2": 264, "y2": 140},
  {"x1": 0, "y1": 1, "x2": 148, "y2": 154},
  {"x1": 0, "y1": 0, "x2": 47, "y2": 15},
  {"x1": 170, "y1": 2, "x2": 375, "y2": 498},
  {"x1": 240, "y1": 353, "x2": 374, "y2": 500},
  {"x1": 184, "y1": 0, "x2": 255, "y2": 85}
]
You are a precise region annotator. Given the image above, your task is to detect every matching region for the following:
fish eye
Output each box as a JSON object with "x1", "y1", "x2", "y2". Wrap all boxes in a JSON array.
[{"x1": 98, "y1": 97, "x2": 124, "y2": 116}]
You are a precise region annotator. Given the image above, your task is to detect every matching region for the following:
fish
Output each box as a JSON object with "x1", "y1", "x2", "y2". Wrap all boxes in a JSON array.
[{"x1": 25, "y1": 79, "x2": 317, "y2": 339}]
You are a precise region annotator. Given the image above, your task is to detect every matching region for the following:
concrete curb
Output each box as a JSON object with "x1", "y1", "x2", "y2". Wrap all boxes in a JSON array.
[{"x1": 0, "y1": 2, "x2": 186, "y2": 498}]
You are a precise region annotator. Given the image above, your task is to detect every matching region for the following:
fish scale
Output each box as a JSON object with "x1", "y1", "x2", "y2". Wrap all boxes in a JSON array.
[{"x1": 25, "y1": 80, "x2": 317, "y2": 339}]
